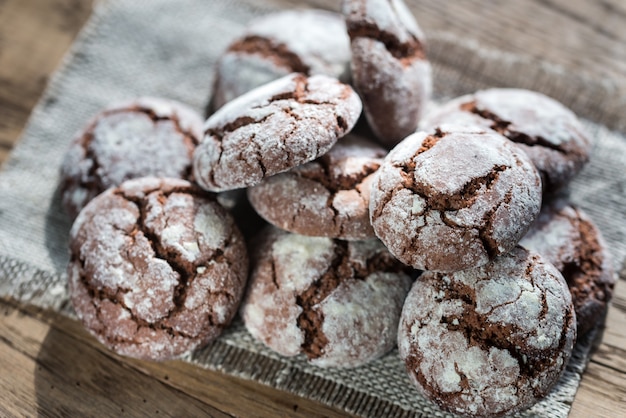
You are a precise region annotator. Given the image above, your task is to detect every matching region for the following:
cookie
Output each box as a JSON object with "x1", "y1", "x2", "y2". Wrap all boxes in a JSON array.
[
  {"x1": 343, "y1": 0, "x2": 432, "y2": 147},
  {"x1": 241, "y1": 226, "x2": 412, "y2": 368},
  {"x1": 247, "y1": 134, "x2": 386, "y2": 240},
  {"x1": 193, "y1": 73, "x2": 362, "y2": 192},
  {"x1": 398, "y1": 246, "x2": 576, "y2": 417},
  {"x1": 420, "y1": 88, "x2": 592, "y2": 192},
  {"x1": 520, "y1": 198, "x2": 616, "y2": 335},
  {"x1": 210, "y1": 9, "x2": 351, "y2": 111},
  {"x1": 68, "y1": 177, "x2": 249, "y2": 360},
  {"x1": 370, "y1": 127, "x2": 542, "y2": 272},
  {"x1": 60, "y1": 97, "x2": 204, "y2": 219}
]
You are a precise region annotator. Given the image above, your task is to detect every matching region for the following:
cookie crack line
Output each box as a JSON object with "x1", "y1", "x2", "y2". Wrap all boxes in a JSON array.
[
  {"x1": 347, "y1": 21, "x2": 426, "y2": 64},
  {"x1": 294, "y1": 241, "x2": 408, "y2": 359},
  {"x1": 438, "y1": 274, "x2": 564, "y2": 386},
  {"x1": 294, "y1": 242, "x2": 349, "y2": 360},
  {"x1": 227, "y1": 35, "x2": 310, "y2": 74},
  {"x1": 460, "y1": 101, "x2": 568, "y2": 154},
  {"x1": 299, "y1": 152, "x2": 381, "y2": 194},
  {"x1": 116, "y1": 186, "x2": 227, "y2": 323},
  {"x1": 399, "y1": 156, "x2": 510, "y2": 212},
  {"x1": 205, "y1": 113, "x2": 272, "y2": 142},
  {"x1": 75, "y1": 256, "x2": 197, "y2": 343}
]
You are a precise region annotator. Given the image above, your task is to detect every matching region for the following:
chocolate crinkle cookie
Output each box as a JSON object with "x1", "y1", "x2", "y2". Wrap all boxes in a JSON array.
[
  {"x1": 68, "y1": 177, "x2": 249, "y2": 361},
  {"x1": 193, "y1": 72, "x2": 362, "y2": 192},
  {"x1": 343, "y1": 0, "x2": 432, "y2": 148},
  {"x1": 247, "y1": 134, "x2": 386, "y2": 240},
  {"x1": 369, "y1": 127, "x2": 542, "y2": 272},
  {"x1": 398, "y1": 246, "x2": 576, "y2": 418},
  {"x1": 241, "y1": 226, "x2": 413, "y2": 368},
  {"x1": 520, "y1": 198, "x2": 616, "y2": 335},
  {"x1": 60, "y1": 97, "x2": 204, "y2": 219},
  {"x1": 209, "y1": 9, "x2": 351, "y2": 111},
  {"x1": 420, "y1": 88, "x2": 592, "y2": 193}
]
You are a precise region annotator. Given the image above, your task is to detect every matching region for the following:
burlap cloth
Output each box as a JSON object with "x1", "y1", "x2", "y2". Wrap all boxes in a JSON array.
[{"x1": 1, "y1": 1, "x2": 625, "y2": 417}]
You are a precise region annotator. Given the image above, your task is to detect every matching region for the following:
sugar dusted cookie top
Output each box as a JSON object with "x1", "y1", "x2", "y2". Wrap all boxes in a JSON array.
[
  {"x1": 420, "y1": 88, "x2": 592, "y2": 192},
  {"x1": 241, "y1": 226, "x2": 412, "y2": 368},
  {"x1": 68, "y1": 177, "x2": 249, "y2": 361},
  {"x1": 369, "y1": 127, "x2": 542, "y2": 272},
  {"x1": 60, "y1": 97, "x2": 204, "y2": 219},
  {"x1": 193, "y1": 73, "x2": 362, "y2": 192},
  {"x1": 398, "y1": 246, "x2": 576, "y2": 417},
  {"x1": 247, "y1": 134, "x2": 386, "y2": 240},
  {"x1": 211, "y1": 9, "x2": 351, "y2": 110}
]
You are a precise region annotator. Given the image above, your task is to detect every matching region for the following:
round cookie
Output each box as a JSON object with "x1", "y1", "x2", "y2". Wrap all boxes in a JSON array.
[
  {"x1": 398, "y1": 246, "x2": 576, "y2": 417},
  {"x1": 370, "y1": 127, "x2": 542, "y2": 272},
  {"x1": 241, "y1": 226, "x2": 412, "y2": 368},
  {"x1": 420, "y1": 88, "x2": 592, "y2": 192},
  {"x1": 247, "y1": 134, "x2": 386, "y2": 240},
  {"x1": 193, "y1": 73, "x2": 362, "y2": 192},
  {"x1": 210, "y1": 9, "x2": 351, "y2": 111},
  {"x1": 68, "y1": 177, "x2": 249, "y2": 361},
  {"x1": 520, "y1": 198, "x2": 616, "y2": 335},
  {"x1": 343, "y1": 0, "x2": 432, "y2": 147},
  {"x1": 60, "y1": 97, "x2": 204, "y2": 219}
]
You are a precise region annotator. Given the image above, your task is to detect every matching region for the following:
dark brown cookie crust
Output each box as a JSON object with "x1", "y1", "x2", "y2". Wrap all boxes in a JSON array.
[
  {"x1": 68, "y1": 177, "x2": 249, "y2": 360},
  {"x1": 193, "y1": 73, "x2": 362, "y2": 192},
  {"x1": 370, "y1": 128, "x2": 542, "y2": 272},
  {"x1": 60, "y1": 97, "x2": 203, "y2": 219},
  {"x1": 520, "y1": 198, "x2": 616, "y2": 335},
  {"x1": 420, "y1": 88, "x2": 592, "y2": 193},
  {"x1": 247, "y1": 134, "x2": 386, "y2": 240},
  {"x1": 398, "y1": 246, "x2": 576, "y2": 417},
  {"x1": 241, "y1": 226, "x2": 412, "y2": 368},
  {"x1": 344, "y1": 0, "x2": 432, "y2": 147}
]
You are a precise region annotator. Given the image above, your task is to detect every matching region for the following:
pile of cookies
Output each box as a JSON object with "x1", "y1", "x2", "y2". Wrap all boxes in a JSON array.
[{"x1": 59, "y1": 0, "x2": 616, "y2": 416}]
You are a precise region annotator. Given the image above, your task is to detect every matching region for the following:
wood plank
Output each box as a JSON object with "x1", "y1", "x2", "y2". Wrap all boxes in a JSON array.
[
  {"x1": 0, "y1": 298, "x2": 230, "y2": 417},
  {"x1": 0, "y1": 0, "x2": 94, "y2": 164},
  {"x1": 0, "y1": 298, "x2": 353, "y2": 417},
  {"x1": 569, "y1": 360, "x2": 626, "y2": 418}
]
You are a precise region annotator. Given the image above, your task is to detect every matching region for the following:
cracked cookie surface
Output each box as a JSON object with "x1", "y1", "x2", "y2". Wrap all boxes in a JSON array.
[
  {"x1": 369, "y1": 128, "x2": 542, "y2": 272},
  {"x1": 343, "y1": 0, "x2": 432, "y2": 147},
  {"x1": 247, "y1": 134, "x2": 386, "y2": 240},
  {"x1": 398, "y1": 246, "x2": 576, "y2": 418},
  {"x1": 67, "y1": 177, "x2": 249, "y2": 360},
  {"x1": 420, "y1": 88, "x2": 592, "y2": 193},
  {"x1": 241, "y1": 226, "x2": 412, "y2": 368},
  {"x1": 193, "y1": 73, "x2": 362, "y2": 192},
  {"x1": 60, "y1": 97, "x2": 204, "y2": 219},
  {"x1": 210, "y1": 9, "x2": 351, "y2": 111},
  {"x1": 520, "y1": 198, "x2": 616, "y2": 335}
]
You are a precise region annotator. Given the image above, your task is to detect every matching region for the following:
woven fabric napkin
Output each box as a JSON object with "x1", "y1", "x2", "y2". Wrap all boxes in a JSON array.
[{"x1": 1, "y1": 1, "x2": 625, "y2": 417}]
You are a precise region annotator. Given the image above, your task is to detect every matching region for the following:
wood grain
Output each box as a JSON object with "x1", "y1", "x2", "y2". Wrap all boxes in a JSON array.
[
  {"x1": 0, "y1": 298, "x2": 352, "y2": 417},
  {"x1": 0, "y1": 0, "x2": 625, "y2": 417},
  {"x1": 0, "y1": 0, "x2": 93, "y2": 162}
]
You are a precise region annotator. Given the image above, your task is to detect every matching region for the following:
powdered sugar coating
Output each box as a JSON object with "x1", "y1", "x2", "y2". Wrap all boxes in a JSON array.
[
  {"x1": 68, "y1": 178, "x2": 248, "y2": 360},
  {"x1": 398, "y1": 246, "x2": 576, "y2": 417},
  {"x1": 420, "y1": 88, "x2": 592, "y2": 192},
  {"x1": 370, "y1": 128, "x2": 542, "y2": 272},
  {"x1": 211, "y1": 9, "x2": 351, "y2": 109},
  {"x1": 247, "y1": 134, "x2": 386, "y2": 240},
  {"x1": 194, "y1": 73, "x2": 362, "y2": 192},
  {"x1": 520, "y1": 198, "x2": 616, "y2": 334},
  {"x1": 60, "y1": 97, "x2": 203, "y2": 219},
  {"x1": 241, "y1": 226, "x2": 412, "y2": 368},
  {"x1": 344, "y1": 0, "x2": 432, "y2": 147}
]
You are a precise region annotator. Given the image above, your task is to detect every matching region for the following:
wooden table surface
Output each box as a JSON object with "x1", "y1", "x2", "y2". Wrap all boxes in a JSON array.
[{"x1": 1, "y1": 0, "x2": 625, "y2": 416}]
